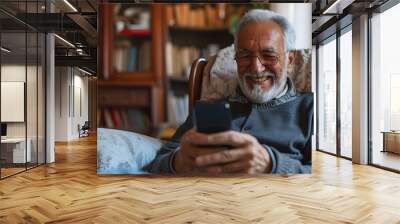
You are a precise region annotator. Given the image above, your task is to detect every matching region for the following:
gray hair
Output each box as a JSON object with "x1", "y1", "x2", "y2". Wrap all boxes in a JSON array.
[{"x1": 234, "y1": 9, "x2": 296, "y2": 52}]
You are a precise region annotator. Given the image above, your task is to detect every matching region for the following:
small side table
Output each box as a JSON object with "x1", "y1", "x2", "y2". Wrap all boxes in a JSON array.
[
  {"x1": 381, "y1": 131, "x2": 400, "y2": 154},
  {"x1": 0, "y1": 138, "x2": 32, "y2": 164}
]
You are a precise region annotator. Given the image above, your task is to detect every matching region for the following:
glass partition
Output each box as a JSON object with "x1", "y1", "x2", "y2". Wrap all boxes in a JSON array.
[
  {"x1": 27, "y1": 30, "x2": 38, "y2": 169},
  {"x1": 38, "y1": 32, "x2": 45, "y2": 165},
  {"x1": 317, "y1": 37, "x2": 337, "y2": 155},
  {"x1": 1, "y1": 29, "x2": 28, "y2": 178},
  {"x1": 339, "y1": 28, "x2": 352, "y2": 158},
  {"x1": 370, "y1": 3, "x2": 400, "y2": 171},
  {"x1": 0, "y1": 0, "x2": 46, "y2": 179}
]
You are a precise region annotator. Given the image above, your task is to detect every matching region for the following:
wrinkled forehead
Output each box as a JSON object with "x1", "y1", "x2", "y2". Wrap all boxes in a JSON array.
[{"x1": 237, "y1": 21, "x2": 285, "y2": 53}]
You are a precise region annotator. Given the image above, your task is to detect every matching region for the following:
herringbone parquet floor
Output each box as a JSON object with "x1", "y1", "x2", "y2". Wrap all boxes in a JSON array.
[{"x1": 1, "y1": 135, "x2": 400, "y2": 223}]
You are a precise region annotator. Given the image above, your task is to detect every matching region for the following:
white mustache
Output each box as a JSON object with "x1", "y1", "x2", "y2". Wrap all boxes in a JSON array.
[{"x1": 244, "y1": 72, "x2": 276, "y2": 80}]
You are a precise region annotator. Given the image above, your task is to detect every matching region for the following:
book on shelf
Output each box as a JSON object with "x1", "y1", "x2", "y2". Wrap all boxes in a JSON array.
[
  {"x1": 103, "y1": 109, "x2": 114, "y2": 129},
  {"x1": 110, "y1": 108, "x2": 121, "y2": 129},
  {"x1": 137, "y1": 40, "x2": 152, "y2": 72},
  {"x1": 119, "y1": 109, "x2": 129, "y2": 129},
  {"x1": 127, "y1": 47, "x2": 137, "y2": 72},
  {"x1": 165, "y1": 5, "x2": 175, "y2": 26},
  {"x1": 165, "y1": 42, "x2": 220, "y2": 79},
  {"x1": 118, "y1": 28, "x2": 151, "y2": 37},
  {"x1": 166, "y1": 4, "x2": 227, "y2": 28},
  {"x1": 113, "y1": 40, "x2": 151, "y2": 73}
]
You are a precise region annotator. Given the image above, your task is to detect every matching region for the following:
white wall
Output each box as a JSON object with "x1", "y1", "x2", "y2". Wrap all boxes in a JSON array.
[
  {"x1": 1, "y1": 66, "x2": 26, "y2": 140},
  {"x1": 71, "y1": 72, "x2": 89, "y2": 138},
  {"x1": 1, "y1": 65, "x2": 36, "y2": 138},
  {"x1": 270, "y1": 3, "x2": 312, "y2": 50},
  {"x1": 55, "y1": 66, "x2": 69, "y2": 141},
  {"x1": 1, "y1": 64, "x2": 46, "y2": 164},
  {"x1": 46, "y1": 32, "x2": 55, "y2": 163},
  {"x1": 54, "y1": 67, "x2": 89, "y2": 141}
]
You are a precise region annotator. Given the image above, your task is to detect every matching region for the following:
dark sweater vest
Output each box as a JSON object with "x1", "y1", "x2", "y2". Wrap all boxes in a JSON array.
[{"x1": 147, "y1": 78, "x2": 314, "y2": 174}]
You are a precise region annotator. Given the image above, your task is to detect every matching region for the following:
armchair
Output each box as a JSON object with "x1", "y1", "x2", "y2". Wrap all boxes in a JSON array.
[{"x1": 97, "y1": 58, "x2": 209, "y2": 174}]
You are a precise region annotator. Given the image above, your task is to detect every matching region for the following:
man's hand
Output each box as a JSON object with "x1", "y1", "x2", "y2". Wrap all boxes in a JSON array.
[
  {"x1": 173, "y1": 129, "x2": 227, "y2": 174},
  {"x1": 173, "y1": 129, "x2": 272, "y2": 174}
]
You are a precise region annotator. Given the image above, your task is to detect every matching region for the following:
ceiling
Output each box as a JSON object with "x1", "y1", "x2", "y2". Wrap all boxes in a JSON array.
[
  {"x1": 0, "y1": 0, "x2": 97, "y2": 14},
  {"x1": 311, "y1": 0, "x2": 390, "y2": 43},
  {"x1": 0, "y1": 0, "x2": 98, "y2": 73},
  {"x1": 0, "y1": 0, "x2": 395, "y2": 73}
]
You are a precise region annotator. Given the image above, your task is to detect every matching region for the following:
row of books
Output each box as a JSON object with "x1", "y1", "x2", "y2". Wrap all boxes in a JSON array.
[
  {"x1": 98, "y1": 107, "x2": 151, "y2": 133},
  {"x1": 165, "y1": 4, "x2": 227, "y2": 28},
  {"x1": 167, "y1": 92, "x2": 189, "y2": 125},
  {"x1": 165, "y1": 42, "x2": 220, "y2": 78},
  {"x1": 113, "y1": 41, "x2": 152, "y2": 73}
]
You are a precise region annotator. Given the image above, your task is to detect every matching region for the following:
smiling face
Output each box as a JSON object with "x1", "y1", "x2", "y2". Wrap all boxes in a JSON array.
[{"x1": 236, "y1": 21, "x2": 294, "y2": 103}]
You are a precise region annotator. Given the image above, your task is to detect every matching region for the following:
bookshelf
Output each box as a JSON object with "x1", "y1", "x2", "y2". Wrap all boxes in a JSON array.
[
  {"x1": 163, "y1": 4, "x2": 235, "y2": 126},
  {"x1": 98, "y1": 4, "x2": 165, "y2": 135}
]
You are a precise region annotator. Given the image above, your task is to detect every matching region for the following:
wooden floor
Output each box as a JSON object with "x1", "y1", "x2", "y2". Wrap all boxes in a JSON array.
[
  {"x1": 1, "y1": 163, "x2": 44, "y2": 178},
  {"x1": 1, "y1": 136, "x2": 400, "y2": 223},
  {"x1": 372, "y1": 150, "x2": 400, "y2": 171},
  {"x1": 1, "y1": 167, "x2": 26, "y2": 178}
]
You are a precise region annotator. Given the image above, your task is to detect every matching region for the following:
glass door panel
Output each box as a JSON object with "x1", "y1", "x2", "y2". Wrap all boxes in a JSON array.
[
  {"x1": 27, "y1": 31, "x2": 38, "y2": 169},
  {"x1": 371, "y1": 4, "x2": 400, "y2": 171},
  {"x1": 1, "y1": 31, "x2": 28, "y2": 177},
  {"x1": 317, "y1": 37, "x2": 337, "y2": 154},
  {"x1": 339, "y1": 29, "x2": 352, "y2": 158},
  {"x1": 38, "y1": 32, "x2": 46, "y2": 165}
]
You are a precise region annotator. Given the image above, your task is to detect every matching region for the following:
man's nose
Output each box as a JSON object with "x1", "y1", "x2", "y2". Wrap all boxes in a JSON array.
[{"x1": 249, "y1": 56, "x2": 265, "y2": 74}]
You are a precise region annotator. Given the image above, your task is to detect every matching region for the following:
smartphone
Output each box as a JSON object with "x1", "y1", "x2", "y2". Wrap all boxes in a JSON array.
[{"x1": 194, "y1": 101, "x2": 232, "y2": 134}]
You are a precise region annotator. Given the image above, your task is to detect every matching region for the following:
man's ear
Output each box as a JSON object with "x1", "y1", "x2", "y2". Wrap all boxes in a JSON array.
[{"x1": 288, "y1": 50, "x2": 295, "y2": 66}]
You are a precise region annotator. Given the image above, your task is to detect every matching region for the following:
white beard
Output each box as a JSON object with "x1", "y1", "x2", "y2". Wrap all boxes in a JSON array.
[{"x1": 237, "y1": 66, "x2": 288, "y2": 104}]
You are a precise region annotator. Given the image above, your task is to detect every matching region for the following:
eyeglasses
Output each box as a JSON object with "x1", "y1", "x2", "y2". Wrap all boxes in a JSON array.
[{"x1": 235, "y1": 51, "x2": 280, "y2": 67}]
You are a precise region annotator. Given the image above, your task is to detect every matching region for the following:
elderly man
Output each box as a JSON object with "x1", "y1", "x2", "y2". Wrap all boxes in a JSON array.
[{"x1": 147, "y1": 9, "x2": 313, "y2": 174}]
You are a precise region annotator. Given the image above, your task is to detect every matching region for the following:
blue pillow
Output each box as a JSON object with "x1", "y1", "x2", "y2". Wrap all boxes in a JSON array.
[{"x1": 97, "y1": 128, "x2": 162, "y2": 174}]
